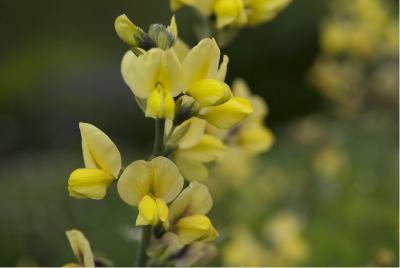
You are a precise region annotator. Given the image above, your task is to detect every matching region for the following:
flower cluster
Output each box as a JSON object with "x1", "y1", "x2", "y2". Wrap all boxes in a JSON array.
[{"x1": 63, "y1": 11, "x2": 276, "y2": 266}]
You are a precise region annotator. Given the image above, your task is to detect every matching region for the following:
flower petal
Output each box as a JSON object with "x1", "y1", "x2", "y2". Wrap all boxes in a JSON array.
[
  {"x1": 201, "y1": 97, "x2": 253, "y2": 129},
  {"x1": 172, "y1": 38, "x2": 190, "y2": 62},
  {"x1": 174, "y1": 154, "x2": 209, "y2": 182},
  {"x1": 217, "y1": 55, "x2": 229, "y2": 82},
  {"x1": 178, "y1": 118, "x2": 207, "y2": 149},
  {"x1": 160, "y1": 49, "x2": 183, "y2": 96},
  {"x1": 122, "y1": 48, "x2": 163, "y2": 99},
  {"x1": 117, "y1": 160, "x2": 153, "y2": 206},
  {"x1": 68, "y1": 168, "x2": 115, "y2": 200},
  {"x1": 239, "y1": 122, "x2": 275, "y2": 154},
  {"x1": 136, "y1": 195, "x2": 158, "y2": 226},
  {"x1": 79, "y1": 122, "x2": 122, "y2": 178},
  {"x1": 145, "y1": 86, "x2": 175, "y2": 120},
  {"x1": 169, "y1": 182, "x2": 213, "y2": 223},
  {"x1": 174, "y1": 215, "x2": 218, "y2": 245},
  {"x1": 65, "y1": 229, "x2": 95, "y2": 267},
  {"x1": 187, "y1": 78, "x2": 232, "y2": 107},
  {"x1": 176, "y1": 134, "x2": 225, "y2": 162},
  {"x1": 151, "y1": 156, "x2": 184, "y2": 203},
  {"x1": 182, "y1": 38, "x2": 220, "y2": 89}
]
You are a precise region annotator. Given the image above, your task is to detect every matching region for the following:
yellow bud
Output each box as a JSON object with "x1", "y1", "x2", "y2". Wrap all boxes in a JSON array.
[
  {"x1": 136, "y1": 195, "x2": 169, "y2": 228},
  {"x1": 115, "y1": 14, "x2": 153, "y2": 48},
  {"x1": 201, "y1": 97, "x2": 253, "y2": 128},
  {"x1": 68, "y1": 168, "x2": 115, "y2": 200},
  {"x1": 188, "y1": 79, "x2": 232, "y2": 107},
  {"x1": 174, "y1": 215, "x2": 218, "y2": 245},
  {"x1": 146, "y1": 85, "x2": 175, "y2": 120}
]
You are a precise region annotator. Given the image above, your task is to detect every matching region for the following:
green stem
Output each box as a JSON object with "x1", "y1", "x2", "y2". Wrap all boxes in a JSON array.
[
  {"x1": 153, "y1": 118, "x2": 165, "y2": 156},
  {"x1": 136, "y1": 225, "x2": 152, "y2": 266}
]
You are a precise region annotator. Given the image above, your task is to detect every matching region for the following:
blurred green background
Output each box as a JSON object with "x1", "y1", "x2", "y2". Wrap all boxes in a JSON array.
[{"x1": 0, "y1": 0, "x2": 398, "y2": 266}]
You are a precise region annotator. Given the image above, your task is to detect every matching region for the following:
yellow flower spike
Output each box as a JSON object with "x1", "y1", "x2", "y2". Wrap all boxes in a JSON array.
[
  {"x1": 79, "y1": 122, "x2": 122, "y2": 178},
  {"x1": 201, "y1": 97, "x2": 253, "y2": 129},
  {"x1": 67, "y1": 123, "x2": 121, "y2": 200},
  {"x1": 65, "y1": 230, "x2": 95, "y2": 267},
  {"x1": 114, "y1": 14, "x2": 148, "y2": 48},
  {"x1": 182, "y1": 38, "x2": 227, "y2": 89},
  {"x1": 145, "y1": 85, "x2": 175, "y2": 120},
  {"x1": 213, "y1": 0, "x2": 247, "y2": 29},
  {"x1": 187, "y1": 78, "x2": 232, "y2": 107},
  {"x1": 68, "y1": 168, "x2": 115, "y2": 200},
  {"x1": 174, "y1": 215, "x2": 219, "y2": 245},
  {"x1": 117, "y1": 156, "x2": 184, "y2": 227}
]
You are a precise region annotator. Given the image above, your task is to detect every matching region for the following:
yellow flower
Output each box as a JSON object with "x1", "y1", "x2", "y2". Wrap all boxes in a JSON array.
[
  {"x1": 117, "y1": 156, "x2": 184, "y2": 228},
  {"x1": 64, "y1": 230, "x2": 95, "y2": 267},
  {"x1": 200, "y1": 97, "x2": 253, "y2": 129},
  {"x1": 213, "y1": 0, "x2": 247, "y2": 29},
  {"x1": 170, "y1": 0, "x2": 214, "y2": 16},
  {"x1": 68, "y1": 123, "x2": 121, "y2": 200},
  {"x1": 168, "y1": 182, "x2": 218, "y2": 244},
  {"x1": 121, "y1": 45, "x2": 182, "y2": 119},
  {"x1": 174, "y1": 128, "x2": 225, "y2": 182},
  {"x1": 182, "y1": 38, "x2": 231, "y2": 107},
  {"x1": 223, "y1": 227, "x2": 269, "y2": 266},
  {"x1": 245, "y1": 0, "x2": 292, "y2": 26},
  {"x1": 231, "y1": 78, "x2": 275, "y2": 154}
]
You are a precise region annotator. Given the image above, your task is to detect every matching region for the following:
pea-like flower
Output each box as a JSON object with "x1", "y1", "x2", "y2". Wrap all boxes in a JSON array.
[
  {"x1": 121, "y1": 47, "x2": 182, "y2": 120},
  {"x1": 64, "y1": 229, "x2": 95, "y2": 267},
  {"x1": 182, "y1": 38, "x2": 231, "y2": 107},
  {"x1": 230, "y1": 78, "x2": 275, "y2": 154},
  {"x1": 117, "y1": 156, "x2": 184, "y2": 228},
  {"x1": 68, "y1": 123, "x2": 122, "y2": 200},
  {"x1": 167, "y1": 182, "x2": 218, "y2": 245}
]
